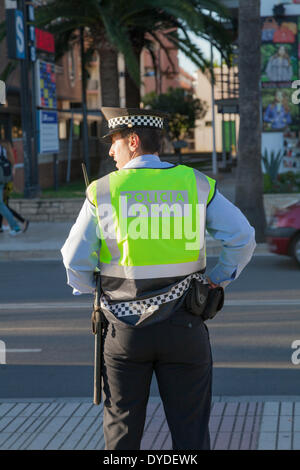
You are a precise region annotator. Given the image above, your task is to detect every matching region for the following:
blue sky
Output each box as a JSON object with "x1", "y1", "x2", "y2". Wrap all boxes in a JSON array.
[{"x1": 178, "y1": 34, "x2": 222, "y2": 75}]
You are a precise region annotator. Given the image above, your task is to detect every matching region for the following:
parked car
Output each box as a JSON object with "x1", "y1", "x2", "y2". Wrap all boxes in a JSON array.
[{"x1": 266, "y1": 200, "x2": 300, "y2": 265}]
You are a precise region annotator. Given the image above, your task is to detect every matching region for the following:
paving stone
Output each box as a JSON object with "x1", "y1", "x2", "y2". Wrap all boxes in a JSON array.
[
  {"x1": 19, "y1": 403, "x2": 44, "y2": 417},
  {"x1": 151, "y1": 432, "x2": 169, "y2": 450},
  {"x1": 292, "y1": 432, "x2": 300, "y2": 450},
  {"x1": 1, "y1": 416, "x2": 28, "y2": 433},
  {"x1": 146, "y1": 416, "x2": 165, "y2": 432},
  {"x1": 247, "y1": 402, "x2": 257, "y2": 416},
  {"x1": 229, "y1": 433, "x2": 242, "y2": 450},
  {"x1": 161, "y1": 419, "x2": 169, "y2": 432},
  {"x1": 219, "y1": 416, "x2": 235, "y2": 433},
  {"x1": 263, "y1": 402, "x2": 280, "y2": 416},
  {"x1": 0, "y1": 416, "x2": 14, "y2": 433},
  {"x1": 243, "y1": 416, "x2": 255, "y2": 433},
  {"x1": 140, "y1": 432, "x2": 157, "y2": 450},
  {"x1": 237, "y1": 403, "x2": 248, "y2": 416},
  {"x1": 279, "y1": 415, "x2": 292, "y2": 433},
  {"x1": 161, "y1": 433, "x2": 172, "y2": 450},
  {"x1": 73, "y1": 403, "x2": 94, "y2": 416},
  {"x1": 294, "y1": 403, "x2": 300, "y2": 415},
  {"x1": 59, "y1": 431, "x2": 89, "y2": 450},
  {"x1": 26, "y1": 432, "x2": 56, "y2": 450},
  {"x1": 56, "y1": 403, "x2": 82, "y2": 416},
  {"x1": 211, "y1": 402, "x2": 225, "y2": 416},
  {"x1": 277, "y1": 432, "x2": 292, "y2": 450},
  {"x1": 44, "y1": 433, "x2": 69, "y2": 450},
  {"x1": 56, "y1": 416, "x2": 83, "y2": 434},
  {"x1": 86, "y1": 404, "x2": 103, "y2": 417},
  {"x1": 209, "y1": 415, "x2": 222, "y2": 432},
  {"x1": 36, "y1": 416, "x2": 69, "y2": 434},
  {"x1": 5, "y1": 403, "x2": 29, "y2": 416},
  {"x1": 0, "y1": 403, "x2": 18, "y2": 416},
  {"x1": 240, "y1": 432, "x2": 253, "y2": 450},
  {"x1": 75, "y1": 428, "x2": 103, "y2": 450},
  {"x1": 294, "y1": 416, "x2": 300, "y2": 431},
  {"x1": 224, "y1": 403, "x2": 238, "y2": 416},
  {"x1": 213, "y1": 432, "x2": 231, "y2": 450},
  {"x1": 84, "y1": 434, "x2": 103, "y2": 450},
  {"x1": 258, "y1": 432, "x2": 277, "y2": 450},
  {"x1": 260, "y1": 415, "x2": 278, "y2": 432},
  {"x1": 280, "y1": 402, "x2": 293, "y2": 416},
  {"x1": 233, "y1": 416, "x2": 244, "y2": 433}
]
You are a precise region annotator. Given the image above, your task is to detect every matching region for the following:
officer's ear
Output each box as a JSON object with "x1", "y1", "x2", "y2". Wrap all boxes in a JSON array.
[{"x1": 128, "y1": 132, "x2": 141, "y2": 152}]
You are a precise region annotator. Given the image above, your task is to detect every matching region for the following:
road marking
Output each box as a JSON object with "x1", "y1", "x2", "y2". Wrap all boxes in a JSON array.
[
  {"x1": 0, "y1": 349, "x2": 42, "y2": 353},
  {"x1": 1, "y1": 299, "x2": 300, "y2": 311},
  {"x1": 0, "y1": 302, "x2": 91, "y2": 310}
]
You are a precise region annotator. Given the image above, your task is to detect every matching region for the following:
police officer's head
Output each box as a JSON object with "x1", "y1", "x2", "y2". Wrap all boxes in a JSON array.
[{"x1": 101, "y1": 107, "x2": 167, "y2": 170}]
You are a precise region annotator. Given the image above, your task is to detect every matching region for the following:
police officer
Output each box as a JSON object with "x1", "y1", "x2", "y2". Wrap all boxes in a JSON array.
[{"x1": 61, "y1": 107, "x2": 256, "y2": 450}]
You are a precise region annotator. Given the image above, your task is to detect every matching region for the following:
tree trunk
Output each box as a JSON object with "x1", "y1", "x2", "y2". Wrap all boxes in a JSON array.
[
  {"x1": 99, "y1": 43, "x2": 120, "y2": 107},
  {"x1": 98, "y1": 43, "x2": 120, "y2": 176},
  {"x1": 235, "y1": 0, "x2": 266, "y2": 242},
  {"x1": 125, "y1": 43, "x2": 143, "y2": 107},
  {"x1": 125, "y1": 66, "x2": 141, "y2": 107}
]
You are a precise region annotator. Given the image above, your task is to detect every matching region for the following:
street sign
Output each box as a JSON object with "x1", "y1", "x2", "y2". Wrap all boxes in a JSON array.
[
  {"x1": 35, "y1": 28, "x2": 55, "y2": 53},
  {"x1": 217, "y1": 104, "x2": 239, "y2": 114},
  {"x1": 6, "y1": 9, "x2": 26, "y2": 60},
  {"x1": 37, "y1": 110, "x2": 59, "y2": 154}
]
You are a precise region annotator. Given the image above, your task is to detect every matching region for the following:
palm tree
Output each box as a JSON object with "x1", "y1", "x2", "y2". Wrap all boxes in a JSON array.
[
  {"x1": 35, "y1": 0, "x2": 233, "y2": 108},
  {"x1": 235, "y1": 0, "x2": 266, "y2": 242}
]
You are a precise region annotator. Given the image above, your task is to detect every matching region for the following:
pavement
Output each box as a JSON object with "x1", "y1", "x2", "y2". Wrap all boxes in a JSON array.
[
  {"x1": 0, "y1": 395, "x2": 300, "y2": 450},
  {"x1": 0, "y1": 169, "x2": 296, "y2": 451}
]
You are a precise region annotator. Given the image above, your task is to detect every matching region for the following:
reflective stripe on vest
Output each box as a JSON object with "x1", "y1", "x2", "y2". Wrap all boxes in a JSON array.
[{"x1": 90, "y1": 165, "x2": 215, "y2": 280}]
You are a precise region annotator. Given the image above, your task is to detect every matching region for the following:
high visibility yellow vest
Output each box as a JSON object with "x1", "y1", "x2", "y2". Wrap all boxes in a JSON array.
[{"x1": 87, "y1": 165, "x2": 216, "y2": 301}]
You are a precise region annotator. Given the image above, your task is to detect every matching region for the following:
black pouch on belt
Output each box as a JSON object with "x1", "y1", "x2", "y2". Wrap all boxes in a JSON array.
[{"x1": 185, "y1": 278, "x2": 224, "y2": 321}]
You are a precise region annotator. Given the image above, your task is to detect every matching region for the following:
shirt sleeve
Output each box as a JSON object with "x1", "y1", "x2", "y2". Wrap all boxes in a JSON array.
[
  {"x1": 206, "y1": 190, "x2": 256, "y2": 288},
  {"x1": 61, "y1": 198, "x2": 100, "y2": 295}
]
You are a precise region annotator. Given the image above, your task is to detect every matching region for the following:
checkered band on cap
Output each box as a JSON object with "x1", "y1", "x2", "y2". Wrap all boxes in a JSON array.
[{"x1": 108, "y1": 115, "x2": 164, "y2": 130}]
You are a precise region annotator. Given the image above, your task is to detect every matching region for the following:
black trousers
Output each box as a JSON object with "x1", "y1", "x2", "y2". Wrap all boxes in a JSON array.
[{"x1": 102, "y1": 307, "x2": 213, "y2": 450}]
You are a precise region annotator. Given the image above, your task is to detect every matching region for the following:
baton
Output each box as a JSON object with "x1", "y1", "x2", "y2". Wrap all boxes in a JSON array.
[{"x1": 81, "y1": 162, "x2": 103, "y2": 405}]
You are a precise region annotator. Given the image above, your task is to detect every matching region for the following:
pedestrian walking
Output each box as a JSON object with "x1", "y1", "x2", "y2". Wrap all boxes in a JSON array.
[
  {"x1": 61, "y1": 107, "x2": 256, "y2": 450},
  {"x1": 0, "y1": 141, "x2": 28, "y2": 235}
]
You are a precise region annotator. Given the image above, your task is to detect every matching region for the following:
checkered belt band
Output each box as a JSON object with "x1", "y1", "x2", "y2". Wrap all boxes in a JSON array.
[
  {"x1": 100, "y1": 272, "x2": 207, "y2": 318},
  {"x1": 108, "y1": 115, "x2": 164, "y2": 129}
]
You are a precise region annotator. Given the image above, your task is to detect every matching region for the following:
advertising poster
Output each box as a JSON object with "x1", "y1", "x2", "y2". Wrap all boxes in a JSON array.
[
  {"x1": 261, "y1": 16, "x2": 298, "y2": 87},
  {"x1": 35, "y1": 59, "x2": 57, "y2": 109},
  {"x1": 262, "y1": 87, "x2": 298, "y2": 132},
  {"x1": 261, "y1": 16, "x2": 299, "y2": 140}
]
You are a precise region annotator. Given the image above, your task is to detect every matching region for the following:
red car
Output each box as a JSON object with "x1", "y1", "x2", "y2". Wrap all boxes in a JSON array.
[{"x1": 266, "y1": 200, "x2": 300, "y2": 265}]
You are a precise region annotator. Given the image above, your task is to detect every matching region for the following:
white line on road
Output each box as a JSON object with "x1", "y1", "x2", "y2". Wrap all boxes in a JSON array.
[
  {"x1": 1, "y1": 299, "x2": 300, "y2": 311},
  {"x1": 0, "y1": 349, "x2": 42, "y2": 353},
  {"x1": 0, "y1": 302, "x2": 91, "y2": 310}
]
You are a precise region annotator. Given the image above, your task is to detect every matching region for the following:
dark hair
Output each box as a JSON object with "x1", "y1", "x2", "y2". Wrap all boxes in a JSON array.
[{"x1": 120, "y1": 128, "x2": 162, "y2": 154}]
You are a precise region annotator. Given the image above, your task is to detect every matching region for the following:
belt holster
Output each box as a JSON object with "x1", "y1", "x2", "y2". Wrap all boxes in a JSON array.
[{"x1": 185, "y1": 278, "x2": 224, "y2": 321}]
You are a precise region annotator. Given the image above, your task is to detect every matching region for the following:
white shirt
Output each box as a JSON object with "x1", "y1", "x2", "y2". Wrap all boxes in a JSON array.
[{"x1": 61, "y1": 155, "x2": 256, "y2": 294}]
